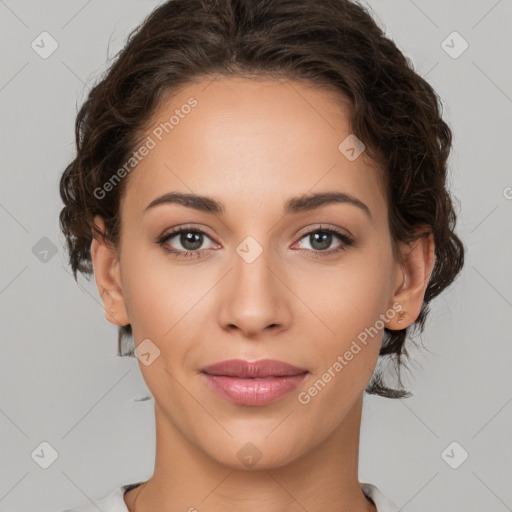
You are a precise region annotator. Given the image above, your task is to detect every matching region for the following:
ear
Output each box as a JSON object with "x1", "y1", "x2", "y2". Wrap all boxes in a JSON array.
[
  {"x1": 386, "y1": 230, "x2": 436, "y2": 330},
  {"x1": 90, "y1": 215, "x2": 130, "y2": 326}
]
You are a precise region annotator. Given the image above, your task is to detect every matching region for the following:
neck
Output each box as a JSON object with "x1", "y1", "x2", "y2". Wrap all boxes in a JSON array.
[{"x1": 124, "y1": 395, "x2": 376, "y2": 512}]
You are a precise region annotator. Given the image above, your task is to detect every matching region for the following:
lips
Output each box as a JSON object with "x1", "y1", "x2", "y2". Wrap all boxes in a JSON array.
[
  {"x1": 201, "y1": 358, "x2": 308, "y2": 378},
  {"x1": 200, "y1": 359, "x2": 309, "y2": 406}
]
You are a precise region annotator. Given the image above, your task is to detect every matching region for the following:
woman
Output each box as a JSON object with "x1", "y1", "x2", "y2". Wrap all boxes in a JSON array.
[{"x1": 58, "y1": 0, "x2": 465, "y2": 510}]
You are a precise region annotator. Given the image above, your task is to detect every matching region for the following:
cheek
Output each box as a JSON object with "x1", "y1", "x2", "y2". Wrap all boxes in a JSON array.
[
  {"x1": 120, "y1": 246, "x2": 215, "y2": 362},
  {"x1": 293, "y1": 244, "x2": 394, "y2": 346},
  {"x1": 121, "y1": 243, "x2": 186, "y2": 326},
  {"x1": 294, "y1": 257, "x2": 392, "y2": 428},
  {"x1": 293, "y1": 242, "x2": 395, "y2": 404}
]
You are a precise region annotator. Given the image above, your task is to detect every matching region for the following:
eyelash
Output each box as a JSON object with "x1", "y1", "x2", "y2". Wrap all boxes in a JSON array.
[{"x1": 156, "y1": 224, "x2": 355, "y2": 260}]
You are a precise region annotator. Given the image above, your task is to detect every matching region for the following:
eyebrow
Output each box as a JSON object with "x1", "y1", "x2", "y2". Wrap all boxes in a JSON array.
[{"x1": 144, "y1": 191, "x2": 372, "y2": 220}]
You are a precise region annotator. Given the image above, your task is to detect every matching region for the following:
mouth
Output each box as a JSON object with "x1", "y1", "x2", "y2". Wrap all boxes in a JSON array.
[
  {"x1": 201, "y1": 358, "x2": 309, "y2": 378},
  {"x1": 200, "y1": 359, "x2": 309, "y2": 406}
]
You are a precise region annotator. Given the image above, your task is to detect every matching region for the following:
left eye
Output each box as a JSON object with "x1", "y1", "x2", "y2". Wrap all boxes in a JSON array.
[{"x1": 294, "y1": 229, "x2": 349, "y2": 252}]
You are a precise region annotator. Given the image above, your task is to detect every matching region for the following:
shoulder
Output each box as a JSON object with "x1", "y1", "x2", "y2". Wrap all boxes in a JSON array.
[
  {"x1": 57, "y1": 482, "x2": 143, "y2": 512},
  {"x1": 360, "y1": 482, "x2": 400, "y2": 512}
]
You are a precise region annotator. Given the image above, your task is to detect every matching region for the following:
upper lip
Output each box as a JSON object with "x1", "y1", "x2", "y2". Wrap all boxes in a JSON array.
[{"x1": 201, "y1": 359, "x2": 309, "y2": 378}]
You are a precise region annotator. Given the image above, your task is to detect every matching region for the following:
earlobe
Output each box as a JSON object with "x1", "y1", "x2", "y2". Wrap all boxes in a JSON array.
[
  {"x1": 90, "y1": 215, "x2": 130, "y2": 326},
  {"x1": 386, "y1": 231, "x2": 436, "y2": 330}
]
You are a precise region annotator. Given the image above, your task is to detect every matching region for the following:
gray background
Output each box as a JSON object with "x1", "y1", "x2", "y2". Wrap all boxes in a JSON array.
[{"x1": 1, "y1": 1, "x2": 511, "y2": 511}]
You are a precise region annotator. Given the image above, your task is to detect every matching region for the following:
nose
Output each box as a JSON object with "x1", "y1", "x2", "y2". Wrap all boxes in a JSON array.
[{"x1": 216, "y1": 244, "x2": 291, "y2": 339}]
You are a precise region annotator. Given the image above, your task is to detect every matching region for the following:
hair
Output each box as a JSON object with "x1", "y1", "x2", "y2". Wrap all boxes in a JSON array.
[{"x1": 59, "y1": 0, "x2": 465, "y2": 399}]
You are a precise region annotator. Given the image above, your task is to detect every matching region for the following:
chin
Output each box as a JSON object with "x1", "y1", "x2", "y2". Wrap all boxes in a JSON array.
[{"x1": 206, "y1": 437, "x2": 305, "y2": 471}]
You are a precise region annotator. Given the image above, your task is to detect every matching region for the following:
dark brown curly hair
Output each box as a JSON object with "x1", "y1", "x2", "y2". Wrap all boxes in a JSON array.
[{"x1": 59, "y1": 0, "x2": 465, "y2": 399}]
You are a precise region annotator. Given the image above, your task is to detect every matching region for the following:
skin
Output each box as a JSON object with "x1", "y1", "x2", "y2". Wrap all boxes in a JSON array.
[{"x1": 90, "y1": 75, "x2": 436, "y2": 512}]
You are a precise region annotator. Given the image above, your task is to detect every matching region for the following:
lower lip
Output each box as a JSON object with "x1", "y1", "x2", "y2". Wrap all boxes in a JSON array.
[{"x1": 201, "y1": 373, "x2": 308, "y2": 406}]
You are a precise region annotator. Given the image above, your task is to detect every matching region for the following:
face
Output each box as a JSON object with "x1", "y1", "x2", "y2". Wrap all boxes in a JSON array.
[{"x1": 94, "y1": 76, "x2": 408, "y2": 469}]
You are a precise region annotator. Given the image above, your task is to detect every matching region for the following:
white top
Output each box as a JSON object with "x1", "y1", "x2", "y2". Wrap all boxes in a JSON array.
[{"x1": 61, "y1": 481, "x2": 400, "y2": 512}]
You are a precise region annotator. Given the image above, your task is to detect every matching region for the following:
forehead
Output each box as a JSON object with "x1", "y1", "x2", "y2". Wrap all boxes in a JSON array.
[{"x1": 121, "y1": 76, "x2": 386, "y2": 220}]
